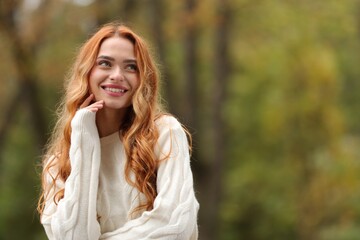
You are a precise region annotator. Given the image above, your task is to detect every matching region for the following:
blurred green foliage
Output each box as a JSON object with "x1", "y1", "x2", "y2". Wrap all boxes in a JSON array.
[{"x1": 1, "y1": 0, "x2": 360, "y2": 239}]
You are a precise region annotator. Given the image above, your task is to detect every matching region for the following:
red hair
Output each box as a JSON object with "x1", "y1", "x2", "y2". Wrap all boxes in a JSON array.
[{"x1": 38, "y1": 22, "x2": 164, "y2": 216}]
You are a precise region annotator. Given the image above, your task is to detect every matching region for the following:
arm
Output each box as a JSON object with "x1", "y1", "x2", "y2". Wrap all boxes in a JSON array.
[
  {"x1": 41, "y1": 109, "x2": 102, "y2": 240},
  {"x1": 100, "y1": 116, "x2": 199, "y2": 240}
]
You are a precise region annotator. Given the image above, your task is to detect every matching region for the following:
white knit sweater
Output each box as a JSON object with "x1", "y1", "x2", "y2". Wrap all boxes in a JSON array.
[{"x1": 41, "y1": 109, "x2": 199, "y2": 239}]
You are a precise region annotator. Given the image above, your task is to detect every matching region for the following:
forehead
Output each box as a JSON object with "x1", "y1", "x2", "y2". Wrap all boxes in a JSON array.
[{"x1": 98, "y1": 37, "x2": 135, "y2": 58}]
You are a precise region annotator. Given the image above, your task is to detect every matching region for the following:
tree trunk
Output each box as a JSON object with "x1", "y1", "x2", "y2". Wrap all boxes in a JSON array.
[
  {"x1": 206, "y1": 0, "x2": 231, "y2": 239},
  {"x1": 147, "y1": 0, "x2": 178, "y2": 115},
  {"x1": 0, "y1": 0, "x2": 48, "y2": 153},
  {"x1": 183, "y1": 0, "x2": 198, "y2": 129}
]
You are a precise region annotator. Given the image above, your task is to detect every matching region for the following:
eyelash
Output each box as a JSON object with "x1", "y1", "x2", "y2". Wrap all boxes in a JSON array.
[
  {"x1": 98, "y1": 60, "x2": 111, "y2": 67},
  {"x1": 97, "y1": 60, "x2": 138, "y2": 72},
  {"x1": 126, "y1": 64, "x2": 138, "y2": 71}
]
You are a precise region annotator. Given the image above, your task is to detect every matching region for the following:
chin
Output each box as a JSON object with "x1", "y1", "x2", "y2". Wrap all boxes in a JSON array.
[{"x1": 104, "y1": 102, "x2": 131, "y2": 111}]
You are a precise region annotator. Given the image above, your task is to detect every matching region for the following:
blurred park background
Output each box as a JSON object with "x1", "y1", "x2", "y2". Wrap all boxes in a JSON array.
[{"x1": 1, "y1": 0, "x2": 360, "y2": 239}]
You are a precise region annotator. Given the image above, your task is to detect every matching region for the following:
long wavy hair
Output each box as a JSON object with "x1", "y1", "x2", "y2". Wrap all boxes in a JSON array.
[{"x1": 37, "y1": 22, "x2": 169, "y2": 216}]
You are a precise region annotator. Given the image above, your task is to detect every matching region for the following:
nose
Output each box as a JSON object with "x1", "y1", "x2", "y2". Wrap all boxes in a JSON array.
[{"x1": 109, "y1": 67, "x2": 124, "y2": 81}]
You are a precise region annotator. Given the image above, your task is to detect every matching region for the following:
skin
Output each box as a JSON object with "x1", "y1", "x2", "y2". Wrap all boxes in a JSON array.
[{"x1": 80, "y1": 36, "x2": 140, "y2": 137}]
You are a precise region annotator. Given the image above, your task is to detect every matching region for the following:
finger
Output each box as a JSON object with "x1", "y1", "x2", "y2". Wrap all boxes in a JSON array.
[
  {"x1": 80, "y1": 94, "x2": 94, "y2": 109},
  {"x1": 85, "y1": 100, "x2": 104, "y2": 112}
]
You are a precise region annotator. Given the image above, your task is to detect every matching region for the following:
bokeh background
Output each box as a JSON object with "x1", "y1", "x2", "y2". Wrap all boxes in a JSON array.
[{"x1": 1, "y1": 0, "x2": 360, "y2": 239}]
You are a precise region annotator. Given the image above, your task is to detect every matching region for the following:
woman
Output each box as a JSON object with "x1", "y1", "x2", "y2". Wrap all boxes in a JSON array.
[{"x1": 37, "y1": 22, "x2": 199, "y2": 239}]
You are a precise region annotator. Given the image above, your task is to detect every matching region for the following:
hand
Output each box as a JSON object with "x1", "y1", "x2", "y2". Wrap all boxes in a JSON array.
[{"x1": 80, "y1": 94, "x2": 104, "y2": 112}]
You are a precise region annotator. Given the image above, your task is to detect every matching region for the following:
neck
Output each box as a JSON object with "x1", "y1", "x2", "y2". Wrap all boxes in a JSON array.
[{"x1": 96, "y1": 108, "x2": 126, "y2": 137}]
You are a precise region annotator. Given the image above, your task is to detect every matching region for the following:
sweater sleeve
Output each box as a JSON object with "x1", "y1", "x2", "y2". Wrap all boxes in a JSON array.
[
  {"x1": 100, "y1": 116, "x2": 200, "y2": 240},
  {"x1": 41, "y1": 109, "x2": 102, "y2": 240}
]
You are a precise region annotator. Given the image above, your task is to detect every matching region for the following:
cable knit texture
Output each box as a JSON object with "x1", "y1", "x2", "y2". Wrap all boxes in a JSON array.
[{"x1": 41, "y1": 109, "x2": 199, "y2": 240}]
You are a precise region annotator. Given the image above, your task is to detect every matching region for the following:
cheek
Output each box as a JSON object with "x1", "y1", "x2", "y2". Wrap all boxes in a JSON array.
[
  {"x1": 134, "y1": 80, "x2": 140, "y2": 91},
  {"x1": 132, "y1": 75, "x2": 141, "y2": 90},
  {"x1": 88, "y1": 70, "x2": 101, "y2": 91},
  {"x1": 88, "y1": 76, "x2": 95, "y2": 93}
]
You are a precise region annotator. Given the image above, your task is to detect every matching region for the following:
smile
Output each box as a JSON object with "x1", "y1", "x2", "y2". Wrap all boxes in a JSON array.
[{"x1": 103, "y1": 87, "x2": 126, "y2": 93}]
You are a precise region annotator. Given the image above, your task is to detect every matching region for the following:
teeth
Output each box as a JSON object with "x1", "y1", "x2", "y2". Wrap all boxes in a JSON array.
[{"x1": 104, "y1": 87, "x2": 125, "y2": 93}]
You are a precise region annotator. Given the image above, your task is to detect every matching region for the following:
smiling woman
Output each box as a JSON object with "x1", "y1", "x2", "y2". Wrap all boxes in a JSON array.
[
  {"x1": 37, "y1": 22, "x2": 199, "y2": 240},
  {"x1": 88, "y1": 37, "x2": 140, "y2": 131}
]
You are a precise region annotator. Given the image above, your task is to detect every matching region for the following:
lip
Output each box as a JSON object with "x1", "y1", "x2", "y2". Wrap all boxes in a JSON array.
[{"x1": 101, "y1": 84, "x2": 129, "y2": 97}]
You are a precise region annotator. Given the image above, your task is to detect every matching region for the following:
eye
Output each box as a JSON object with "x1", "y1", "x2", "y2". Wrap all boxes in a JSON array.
[
  {"x1": 98, "y1": 60, "x2": 111, "y2": 67},
  {"x1": 125, "y1": 63, "x2": 138, "y2": 72}
]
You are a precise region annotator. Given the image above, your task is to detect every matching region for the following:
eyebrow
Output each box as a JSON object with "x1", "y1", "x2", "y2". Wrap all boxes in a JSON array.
[
  {"x1": 97, "y1": 55, "x2": 137, "y2": 64},
  {"x1": 98, "y1": 55, "x2": 115, "y2": 61},
  {"x1": 123, "y1": 59, "x2": 137, "y2": 64}
]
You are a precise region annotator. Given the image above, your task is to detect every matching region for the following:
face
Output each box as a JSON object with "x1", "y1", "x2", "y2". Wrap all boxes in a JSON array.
[{"x1": 89, "y1": 36, "x2": 140, "y2": 112}]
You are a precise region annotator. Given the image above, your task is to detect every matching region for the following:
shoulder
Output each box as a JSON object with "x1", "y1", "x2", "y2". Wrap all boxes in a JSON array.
[
  {"x1": 155, "y1": 114, "x2": 183, "y2": 131},
  {"x1": 154, "y1": 115, "x2": 190, "y2": 158},
  {"x1": 154, "y1": 114, "x2": 190, "y2": 147}
]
